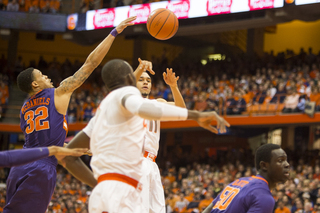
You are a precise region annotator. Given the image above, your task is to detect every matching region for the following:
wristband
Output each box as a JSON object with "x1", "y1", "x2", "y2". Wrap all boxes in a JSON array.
[{"x1": 110, "y1": 28, "x2": 118, "y2": 37}]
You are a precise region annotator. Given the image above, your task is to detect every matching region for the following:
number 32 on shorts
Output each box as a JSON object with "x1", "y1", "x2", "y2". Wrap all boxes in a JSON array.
[
  {"x1": 24, "y1": 106, "x2": 50, "y2": 134},
  {"x1": 213, "y1": 186, "x2": 240, "y2": 210}
]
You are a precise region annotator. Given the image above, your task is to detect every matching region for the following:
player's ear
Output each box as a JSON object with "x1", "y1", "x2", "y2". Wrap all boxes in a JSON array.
[
  {"x1": 31, "y1": 81, "x2": 39, "y2": 90},
  {"x1": 260, "y1": 161, "x2": 269, "y2": 172}
]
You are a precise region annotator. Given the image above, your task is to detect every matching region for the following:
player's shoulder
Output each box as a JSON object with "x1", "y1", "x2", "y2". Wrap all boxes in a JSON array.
[
  {"x1": 156, "y1": 98, "x2": 167, "y2": 103},
  {"x1": 114, "y1": 86, "x2": 140, "y2": 95},
  {"x1": 236, "y1": 176, "x2": 270, "y2": 193}
]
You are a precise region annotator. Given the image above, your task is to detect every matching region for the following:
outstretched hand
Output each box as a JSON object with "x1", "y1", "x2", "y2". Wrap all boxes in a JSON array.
[
  {"x1": 196, "y1": 112, "x2": 230, "y2": 134},
  {"x1": 137, "y1": 58, "x2": 155, "y2": 75},
  {"x1": 48, "y1": 146, "x2": 88, "y2": 166},
  {"x1": 163, "y1": 68, "x2": 179, "y2": 87},
  {"x1": 116, "y1": 16, "x2": 137, "y2": 34}
]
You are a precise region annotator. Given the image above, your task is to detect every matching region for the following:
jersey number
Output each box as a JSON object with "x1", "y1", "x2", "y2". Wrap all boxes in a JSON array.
[
  {"x1": 148, "y1": 120, "x2": 158, "y2": 133},
  {"x1": 24, "y1": 106, "x2": 50, "y2": 134},
  {"x1": 213, "y1": 186, "x2": 240, "y2": 211}
]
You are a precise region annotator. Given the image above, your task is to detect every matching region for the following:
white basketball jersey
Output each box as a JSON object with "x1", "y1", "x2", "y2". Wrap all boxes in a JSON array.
[
  {"x1": 88, "y1": 86, "x2": 146, "y2": 181},
  {"x1": 144, "y1": 100, "x2": 161, "y2": 156}
]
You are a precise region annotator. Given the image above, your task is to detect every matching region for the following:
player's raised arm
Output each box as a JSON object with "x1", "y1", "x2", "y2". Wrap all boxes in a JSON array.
[
  {"x1": 122, "y1": 94, "x2": 230, "y2": 134},
  {"x1": 54, "y1": 16, "x2": 136, "y2": 114},
  {"x1": 158, "y1": 68, "x2": 186, "y2": 108},
  {"x1": 133, "y1": 58, "x2": 154, "y2": 80}
]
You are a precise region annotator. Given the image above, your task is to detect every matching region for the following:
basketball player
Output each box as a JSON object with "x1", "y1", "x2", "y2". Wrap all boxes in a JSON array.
[
  {"x1": 133, "y1": 60, "x2": 186, "y2": 213},
  {"x1": 4, "y1": 16, "x2": 137, "y2": 213},
  {"x1": 0, "y1": 146, "x2": 87, "y2": 168},
  {"x1": 60, "y1": 59, "x2": 157, "y2": 188},
  {"x1": 86, "y1": 59, "x2": 230, "y2": 213},
  {"x1": 202, "y1": 144, "x2": 290, "y2": 213}
]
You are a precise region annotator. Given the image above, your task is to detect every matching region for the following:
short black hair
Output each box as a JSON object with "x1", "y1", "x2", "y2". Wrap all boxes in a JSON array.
[
  {"x1": 255, "y1": 143, "x2": 281, "y2": 170},
  {"x1": 17, "y1": 67, "x2": 35, "y2": 94},
  {"x1": 101, "y1": 59, "x2": 133, "y2": 89}
]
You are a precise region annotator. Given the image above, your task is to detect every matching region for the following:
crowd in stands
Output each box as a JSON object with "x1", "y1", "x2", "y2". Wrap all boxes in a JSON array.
[
  {"x1": 1, "y1": 47, "x2": 320, "y2": 123},
  {"x1": 0, "y1": 146, "x2": 320, "y2": 213},
  {"x1": 66, "y1": 47, "x2": 320, "y2": 121},
  {"x1": 0, "y1": 54, "x2": 9, "y2": 121},
  {"x1": 0, "y1": 0, "x2": 60, "y2": 13}
]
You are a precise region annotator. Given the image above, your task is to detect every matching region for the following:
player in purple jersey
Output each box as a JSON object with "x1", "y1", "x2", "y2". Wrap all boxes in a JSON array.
[
  {"x1": 4, "y1": 17, "x2": 137, "y2": 213},
  {"x1": 202, "y1": 143, "x2": 290, "y2": 213},
  {"x1": 0, "y1": 146, "x2": 87, "y2": 168}
]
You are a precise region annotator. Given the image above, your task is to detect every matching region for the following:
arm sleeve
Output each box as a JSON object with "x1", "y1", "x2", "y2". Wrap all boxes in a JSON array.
[
  {"x1": 0, "y1": 148, "x2": 49, "y2": 168},
  {"x1": 246, "y1": 190, "x2": 275, "y2": 213},
  {"x1": 83, "y1": 116, "x2": 96, "y2": 138},
  {"x1": 123, "y1": 94, "x2": 188, "y2": 121}
]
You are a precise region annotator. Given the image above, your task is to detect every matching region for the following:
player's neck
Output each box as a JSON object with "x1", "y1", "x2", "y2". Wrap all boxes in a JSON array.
[
  {"x1": 29, "y1": 88, "x2": 42, "y2": 96},
  {"x1": 257, "y1": 173, "x2": 275, "y2": 190}
]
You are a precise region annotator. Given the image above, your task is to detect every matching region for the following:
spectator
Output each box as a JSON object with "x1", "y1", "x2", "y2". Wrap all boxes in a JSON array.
[
  {"x1": 194, "y1": 93, "x2": 207, "y2": 112},
  {"x1": 175, "y1": 193, "x2": 189, "y2": 212},
  {"x1": 198, "y1": 192, "x2": 213, "y2": 212},
  {"x1": 271, "y1": 83, "x2": 287, "y2": 103},
  {"x1": 29, "y1": 0, "x2": 39, "y2": 12},
  {"x1": 275, "y1": 200, "x2": 291, "y2": 213},
  {"x1": 49, "y1": 0, "x2": 59, "y2": 13},
  {"x1": 6, "y1": 0, "x2": 19, "y2": 11},
  {"x1": 282, "y1": 88, "x2": 300, "y2": 113},
  {"x1": 232, "y1": 90, "x2": 246, "y2": 115},
  {"x1": 303, "y1": 201, "x2": 313, "y2": 213},
  {"x1": 310, "y1": 87, "x2": 320, "y2": 111}
]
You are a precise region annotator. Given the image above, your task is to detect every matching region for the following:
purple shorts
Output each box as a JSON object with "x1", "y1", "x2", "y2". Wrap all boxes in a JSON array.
[{"x1": 4, "y1": 159, "x2": 57, "y2": 213}]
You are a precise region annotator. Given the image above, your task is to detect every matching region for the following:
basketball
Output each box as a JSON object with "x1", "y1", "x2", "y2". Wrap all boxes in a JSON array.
[{"x1": 146, "y1": 8, "x2": 179, "y2": 40}]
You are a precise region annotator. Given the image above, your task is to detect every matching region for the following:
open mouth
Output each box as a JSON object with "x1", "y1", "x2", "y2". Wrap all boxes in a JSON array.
[{"x1": 284, "y1": 171, "x2": 290, "y2": 177}]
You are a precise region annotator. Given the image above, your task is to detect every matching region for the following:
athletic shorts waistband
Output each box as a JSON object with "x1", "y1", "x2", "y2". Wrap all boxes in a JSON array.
[{"x1": 97, "y1": 173, "x2": 142, "y2": 191}]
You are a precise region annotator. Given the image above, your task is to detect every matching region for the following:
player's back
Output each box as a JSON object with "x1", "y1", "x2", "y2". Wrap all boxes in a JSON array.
[
  {"x1": 20, "y1": 88, "x2": 67, "y2": 165},
  {"x1": 90, "y1": 86, "x2": 146, "y2": 181},
  {"x1": 210, "y1": 175, "x2": 275, "y2": 213}
]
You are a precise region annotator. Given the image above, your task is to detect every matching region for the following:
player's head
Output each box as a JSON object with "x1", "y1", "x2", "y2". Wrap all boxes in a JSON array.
[
  {"x1": 136, "y1": 71, "x2": 151, "y2": 98},
  {"x1": 17, "y1": 68, "x2": 54, "y2": 94},
  {"x1": 255, "y1": 143, "x2": 289, "y2": 184},
  {"x1": 101, "y1": 59, "x2": 135, "y2": 91}
]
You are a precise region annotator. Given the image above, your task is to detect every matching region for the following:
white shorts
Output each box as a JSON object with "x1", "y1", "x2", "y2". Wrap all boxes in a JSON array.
[
  {"x1": 89, "y1": 180, "x2": 146, "y2": 213},
  {"x1": 141, "y1": 157, "x2": 165, "y2": 213}
]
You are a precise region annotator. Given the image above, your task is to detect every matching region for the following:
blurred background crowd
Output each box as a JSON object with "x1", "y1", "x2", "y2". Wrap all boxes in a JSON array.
[{"x1": 2, "y1": 46, "x2": 320, "y2": 123}]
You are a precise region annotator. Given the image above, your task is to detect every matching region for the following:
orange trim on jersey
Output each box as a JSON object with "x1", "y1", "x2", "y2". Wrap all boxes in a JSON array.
[
  {"x1": 63, "y1": 115, "x2": 68, "y2": 136},
  {"x1": 144, "y1": 151, "x2": 157, "y2": 162},
  {"x1": 98, "y1": 173, "x2": 140, "y2": 189},
  {"x1": 29, "y1": 89, "x2": 43, "y2": 99},
  {"x1": 252, "y1": 175, "x2": 268, "y2": 185}
]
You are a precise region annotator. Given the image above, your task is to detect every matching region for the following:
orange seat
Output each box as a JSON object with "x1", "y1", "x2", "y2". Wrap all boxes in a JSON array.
[
  {"x1": 259, "y1": 105, "x2": 267, "y2": 113},
  {"x1": 277, "y1": 103, "x2": 285, "y2": 112},
  {"x1": 267, "y1": 104, "x2": 277, "y2": 112}
]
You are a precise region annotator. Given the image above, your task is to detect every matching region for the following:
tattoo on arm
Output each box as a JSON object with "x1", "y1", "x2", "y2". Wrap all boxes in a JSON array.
[{"x1": 58, "y1": 64, "x2": 94, "y2": 94}]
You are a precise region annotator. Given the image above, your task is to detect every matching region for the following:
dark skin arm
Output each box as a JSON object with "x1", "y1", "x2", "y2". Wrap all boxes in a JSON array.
[
  {"x1": 202, "y1": 203, "x2": 214, "y2": 213},
  {"x1": 60, "y1": 131, "x2": 97, "y2": 188}
]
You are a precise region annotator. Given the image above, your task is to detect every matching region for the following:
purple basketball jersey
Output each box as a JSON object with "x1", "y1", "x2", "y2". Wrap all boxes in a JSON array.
[
  {"x1": 20, "y1": 88, "x2": 68, "y2": 165},
  {"x1": 210, "y1": 175, "x2": 275, "y2": 213}
]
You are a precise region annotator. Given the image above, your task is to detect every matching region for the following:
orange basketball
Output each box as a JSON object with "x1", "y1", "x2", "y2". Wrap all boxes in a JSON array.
[{"x1": 146, "y1": 8, "x2": 179, "y2": 40}]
